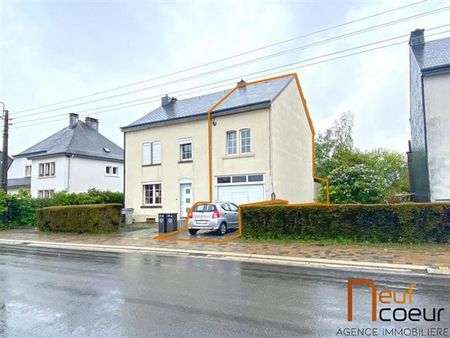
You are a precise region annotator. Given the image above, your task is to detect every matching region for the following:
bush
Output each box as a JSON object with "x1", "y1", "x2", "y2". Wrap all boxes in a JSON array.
[
  {"x1": 241, "y1": 203, "x2": 450, "y2": 244},
  {"x1": 37, "y1": 203, "x2": 122, "y2": 233},
  {"x1": 0, "y1": 189, "x2": 124, "y2": 229}
]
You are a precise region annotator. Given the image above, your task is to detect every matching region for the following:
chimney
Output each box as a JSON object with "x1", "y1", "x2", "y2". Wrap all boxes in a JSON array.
[
  {"x1": 85, "y1": 117, "x2": 99, "y2": 131},
  {"x1": 69, "y1": 113, "x2": 79, "y2": 129},
  {"x1": 409, "y1": 29, "x2": 424, "y2": 46},
  {"x1": 161, "y1": 94, "x2": 177, "y2": 107},
  {"x1": 237, "y1": 79, "x2": 247, "y2": 88}
]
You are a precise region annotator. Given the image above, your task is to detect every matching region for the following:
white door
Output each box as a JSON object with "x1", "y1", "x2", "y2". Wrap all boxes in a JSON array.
[
  {"x1": 217, "y1": 185, "x2": 264, "y2": 204},
  {"x1": 180, "y1": 183, "x2": 192, "y2": 218}
]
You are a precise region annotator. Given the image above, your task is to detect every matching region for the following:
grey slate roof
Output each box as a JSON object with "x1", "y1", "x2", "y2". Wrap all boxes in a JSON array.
[
  {"x1": 8, "y1": 177, "x2": 31, "y2": 188},
  {"x1": 15, "y1": 120, "x2": 124, "y2": 162},
  {"x1": 411, "y1": 36, "x2": 450, "y2": 73},
  {"x1": 123, "y1": 76, "x2": 294, "y2": 130}
]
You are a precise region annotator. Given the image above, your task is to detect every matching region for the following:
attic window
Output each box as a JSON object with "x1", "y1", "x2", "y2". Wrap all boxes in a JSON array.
[{"x1": 103, "y1": 147, "x2": 110, "y2": 153}]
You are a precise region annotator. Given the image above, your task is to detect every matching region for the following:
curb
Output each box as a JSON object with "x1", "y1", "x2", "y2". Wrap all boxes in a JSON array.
[{"x1": 0, "y1": 238, "x2": 434, "y2": 273}]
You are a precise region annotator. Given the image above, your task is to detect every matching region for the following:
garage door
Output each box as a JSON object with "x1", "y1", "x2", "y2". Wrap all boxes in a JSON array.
[{"x1": 217, "y1": 184, "x2": 264, "y2": 204}]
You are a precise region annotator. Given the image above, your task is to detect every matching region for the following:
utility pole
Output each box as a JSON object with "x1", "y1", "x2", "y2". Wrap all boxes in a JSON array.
[{"x1": 0, "y1": 102, "x2": 9, "y2": 192}]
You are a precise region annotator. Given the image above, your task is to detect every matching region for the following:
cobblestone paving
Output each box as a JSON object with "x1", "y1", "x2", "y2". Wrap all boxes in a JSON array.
[{"x1": 0, "y1": 226, "x2": 449, "y2": 267}]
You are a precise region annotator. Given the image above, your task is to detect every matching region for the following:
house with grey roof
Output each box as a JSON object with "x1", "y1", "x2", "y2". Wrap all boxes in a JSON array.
[
  {"x1": 407, "y1": 29, "x2": 450, "y2": 202},
  {"x1": 121, "y1": 73, "x2": 316, "y2": 222},
  {"x1": 8, "y1": 114, "x2": 124, "y2": 197}
]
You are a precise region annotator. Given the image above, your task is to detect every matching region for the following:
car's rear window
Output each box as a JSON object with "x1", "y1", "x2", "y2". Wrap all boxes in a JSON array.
[{"x1": 193, "y1": 204, "x2": 217, "y2": 212}]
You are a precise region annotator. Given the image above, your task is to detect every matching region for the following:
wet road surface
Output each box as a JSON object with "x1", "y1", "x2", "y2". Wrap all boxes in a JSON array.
[{"x1": 0, "y1": 244, "x2": 449, "y2": 338}]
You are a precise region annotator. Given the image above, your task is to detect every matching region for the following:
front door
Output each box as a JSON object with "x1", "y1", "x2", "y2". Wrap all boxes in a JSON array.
[{"x1": 180, "y1": 183, "x2": 192, "y2": 218}]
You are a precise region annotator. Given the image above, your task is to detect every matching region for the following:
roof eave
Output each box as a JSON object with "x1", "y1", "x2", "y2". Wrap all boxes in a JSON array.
[
  {"x1": 27, "y1": 152, "x2": 124, "y2": 163},
  {"x1": 422, "y1": 64, "x2": 450, "y2": 76}
]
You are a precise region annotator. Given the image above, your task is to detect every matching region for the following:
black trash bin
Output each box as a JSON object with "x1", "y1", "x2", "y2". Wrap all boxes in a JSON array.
[
  {"x1": 166, "y1": 213, "x2": 178, "y2": 232},
  {"x1": 158, "y1": 214, "x2": 167, "y2": 233}
]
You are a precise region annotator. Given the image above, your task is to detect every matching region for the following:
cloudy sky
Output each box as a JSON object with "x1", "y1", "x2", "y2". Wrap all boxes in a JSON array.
[{"x1": 1, "y1": 0, "x2": 449, "y2": 155}]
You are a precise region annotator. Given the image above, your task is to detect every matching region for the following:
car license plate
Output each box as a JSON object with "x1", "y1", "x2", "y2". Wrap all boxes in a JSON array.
[{"x1": 196, "y1": 220, "x2": 208, "y2": 224}]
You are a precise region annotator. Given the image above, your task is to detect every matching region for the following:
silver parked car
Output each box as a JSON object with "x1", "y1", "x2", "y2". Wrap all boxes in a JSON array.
[{"x1": 188, "y1": 202, "x2": 239, "y2": 236}]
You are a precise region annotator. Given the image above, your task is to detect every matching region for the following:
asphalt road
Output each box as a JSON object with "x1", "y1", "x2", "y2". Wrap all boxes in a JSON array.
[{"x1": 0, "y1": 244, "x2": 448, "y2": 338}]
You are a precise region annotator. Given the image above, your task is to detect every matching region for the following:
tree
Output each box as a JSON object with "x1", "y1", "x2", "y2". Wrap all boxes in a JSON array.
[{"x1": 316, "y1": 112, "x2": 409, "y2": 204}]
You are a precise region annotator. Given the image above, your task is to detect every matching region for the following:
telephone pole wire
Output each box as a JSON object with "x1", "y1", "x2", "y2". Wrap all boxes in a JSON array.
[{"x1": 0, "y1": 102, "x2": 9, "y2": 192}]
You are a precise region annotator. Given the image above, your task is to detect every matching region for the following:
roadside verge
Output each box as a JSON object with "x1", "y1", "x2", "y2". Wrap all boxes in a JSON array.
[{"x1": 0, "y1": 238, "x2": 439, "y2": 275}]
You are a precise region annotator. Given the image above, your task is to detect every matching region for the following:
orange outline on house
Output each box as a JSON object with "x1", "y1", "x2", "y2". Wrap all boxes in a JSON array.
[{"x1": 155, "y1": 72, "x2": 330, "y2": 243}]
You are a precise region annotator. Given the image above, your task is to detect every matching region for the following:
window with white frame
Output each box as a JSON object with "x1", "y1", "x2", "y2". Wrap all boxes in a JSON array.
[
  {"x1": 143, "y1": 183, "x2": 162, "y2": 205},
  {"x1": 39, "y1": 162, "x2": 55, "y2": 177},
  {"x1": 216, "y1": 174, "x2": 263, "y2": 185},
  {"x1": 25, "y1": 165, "x2": 32, "y2": 177},
  {"x1": 142, "y1": 141, "x2": 161, "y2": 165},
  {"x1": 38, "y1": 189, "x2": 54, "y2": 199},
  {"x1": 226, "y1": 131, "x2": 237, "y2": 155},
  {"x1": 240, "y1": 129, "x2": 251, "y2": 154},
  {"x1": 106, "y1": 166, "x2": 119, "y2": 176},
  {"x1": 179, "y1": 138, "x2": 193, "y2": 161}
]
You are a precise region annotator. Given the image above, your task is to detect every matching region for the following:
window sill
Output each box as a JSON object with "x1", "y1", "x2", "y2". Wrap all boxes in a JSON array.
[
  {"x1": 178, "y1": 160, "x2": 193, "y2": 164},
  {"x1": 141, "y1": 205, "x2": 163, "y2": 208},
  {"x1": 38, "y1": 175, "x2": 56, "y2": 179},
  {"x1": 223, "y1": 153, "x2": 254, "y2": 160},
  {"x1": 142, "y1": 164, "x2": 161, "y2": 167},
  {"x1": 105, "y1": 175, "x2": 120, "y2": 178}
]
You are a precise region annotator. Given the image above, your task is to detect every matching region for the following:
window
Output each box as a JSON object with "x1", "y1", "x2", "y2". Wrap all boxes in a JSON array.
[
  {"x1": 217, "y1": 176, "x2": 231, "y2": 184},
  {"x1": 216, "y1": 174, "x2": 264, "y2": 185},
  {"x1": 226, "y1": 131, "x2": 237, "y2": 155},
  {"x1": 106, "y1": 166, "x2": 119, "y2": 176},
  {"x1": 39, "y1": 162, "x2": 55, "y2": 177},
  {"x1": 248, "y1": 174, "x2": 264, "y2": 182},
  {"x1": 38, "y1": 190, "x2": 54, "y2": 199},
  {"x1": 25, "y1": 165, "x2": 32, "y2": 177},
  {"x1": 240, "y1": 129, "x2": 251, "y2": 154},
  {"x1": 179, "y1": 138, "x2": 193, "y2": 161},
  {"x1": 143, "y1": 183, "x2": 162, "y2": 205},
  {"x1": 232, "y1": 175, "x2": 246, "y2": 183},
  {"x1": 142, "y1": 141, "x2": 161, "y2": 165}
]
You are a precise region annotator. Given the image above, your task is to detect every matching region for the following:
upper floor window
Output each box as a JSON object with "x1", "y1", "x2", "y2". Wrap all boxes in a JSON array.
[
  {"x1": 106, "y1": 166, "x2": 119, "y2": 176},
  {"x1": 240, "y1": 129, "x2": 251, "y2": 154},
  {"x1": 143, "y1": 141, "x2": 161, "y2": 165},
  {"x1": 226, "y1": 131, "x2": 237, "y2": 155},
  {"x1": 179, "y1": 138, "x2": 192, "y2": 161},
  {"x1": 39, "y1": 162, "x2": 55, "y2": 177},
  {"x1": 25, "y1": 165, "x2": 32, "y2": 177}
]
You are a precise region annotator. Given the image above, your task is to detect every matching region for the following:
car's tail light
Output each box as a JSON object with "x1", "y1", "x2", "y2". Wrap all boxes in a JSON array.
[
  {"x1": 188, "y1": 210, "x2": 193, "y2": 218},
  {"x1": 212, "y1": 210, "x2": 220, "y2": 219}
]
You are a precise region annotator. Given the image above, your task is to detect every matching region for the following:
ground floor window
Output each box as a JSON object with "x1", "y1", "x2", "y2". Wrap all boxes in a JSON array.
[
  {"x1": 38, "y1": 190, "x2": 54, "y2": 199},
  {"x1": 143, "y1": 183, "x2": 162, "y2": 205}
]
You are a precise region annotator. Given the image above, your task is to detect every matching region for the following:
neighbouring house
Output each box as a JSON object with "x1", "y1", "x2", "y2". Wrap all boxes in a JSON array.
[
  {"x1": 8, "y1": 113, "x2": 124, "y2": 197},
  {"x1": 121, "y1": 74, "x2": 315, "y2": 222},
  {"x1": 407, "y1": 29, "x2": 450, "y2": 202}
]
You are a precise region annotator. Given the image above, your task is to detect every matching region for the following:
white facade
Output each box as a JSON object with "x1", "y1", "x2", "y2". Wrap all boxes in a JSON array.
[
  {"x1": 8, "y1": 155, "x2": 123, "y2": 197},
  {"x1": 423, "y1": 72, "x2": 450, "y2": 201}
]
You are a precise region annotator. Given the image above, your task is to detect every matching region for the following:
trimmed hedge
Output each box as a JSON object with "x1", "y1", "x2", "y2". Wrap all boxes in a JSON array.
[
  {"x1": 241, "y1": 203, "x2": 450, "y2": 243},
  {"x1": 37, "y1": 203, "x2": 122, "y2": 233}
]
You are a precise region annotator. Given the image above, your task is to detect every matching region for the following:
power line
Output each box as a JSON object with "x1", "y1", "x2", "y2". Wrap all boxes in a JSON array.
[
  {"x1": 12, "y1": 28, "x2": 450, "y2": 130},
  {"x1": 12, "y1": 24, "x2": 450, "y2": 126},
  {"x1": 13, "y1": 0, "x2": 429, "y2": 115}
]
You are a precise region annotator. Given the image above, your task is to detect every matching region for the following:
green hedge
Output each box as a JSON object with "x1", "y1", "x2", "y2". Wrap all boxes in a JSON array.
[
  {"x1": 0, "y1": 189, "x2": 124, "y2": 229},
  {"x1": 241, "y1": 203, "x2": 450, "y2": 243},
  {"x1": 37, "y1": 203, "x2": 122, "y2": 233}
]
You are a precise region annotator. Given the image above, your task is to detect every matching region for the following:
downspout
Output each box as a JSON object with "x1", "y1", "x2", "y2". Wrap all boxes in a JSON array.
[
  {"x1": 268, "y1": 106, "x2": 275, "y2": 197},
  {"x1": 66, "y1": 155, "x2": 72, "y2": 192}
]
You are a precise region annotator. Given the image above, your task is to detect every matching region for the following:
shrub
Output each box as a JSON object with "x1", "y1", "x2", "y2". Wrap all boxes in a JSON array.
[
  {"x1": 241, "y1": 203, "x2": 450, "y2": 244},
  {"x1": 37, "y1": 203, "x2": 122, "y2": 233}
]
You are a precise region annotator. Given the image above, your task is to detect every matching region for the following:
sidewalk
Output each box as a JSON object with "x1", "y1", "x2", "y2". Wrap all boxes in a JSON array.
[{"x1": 0, "y1": 226, "x2": 448, "y2": 268}]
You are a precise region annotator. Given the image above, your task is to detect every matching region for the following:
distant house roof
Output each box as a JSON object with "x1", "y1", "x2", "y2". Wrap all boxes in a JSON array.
[
  {"x1": 15, "y1": 115, "x2": 124, "y2": 162},
  {"x1": 122, "y1": 76, "x2": 294, "y2": 131},
  {"x1": 410, "y1": 31, "x2": 450, "y2": 74},
  {"x1": 8, "y1": 177, "x2": 31, "y2": 188}
]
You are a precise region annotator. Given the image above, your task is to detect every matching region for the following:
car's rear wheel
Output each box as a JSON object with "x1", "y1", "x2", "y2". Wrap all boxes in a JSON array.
[
  {"x1": 217, "y1": 223, "x2": 227, "y2": 236},
  {"x1": 189, "y1": 229, "x2": 198, "y2": 235}
]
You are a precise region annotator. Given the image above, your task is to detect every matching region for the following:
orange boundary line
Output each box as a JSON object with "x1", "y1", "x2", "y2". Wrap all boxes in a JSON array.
[{"x1": 155, "y1": 72, "x2": 330, "y2": 243}]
